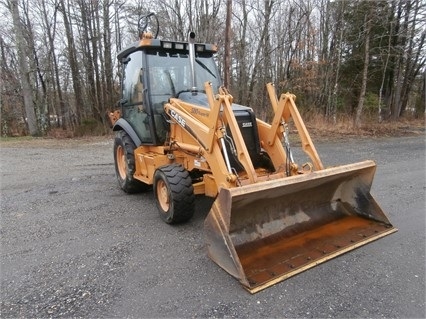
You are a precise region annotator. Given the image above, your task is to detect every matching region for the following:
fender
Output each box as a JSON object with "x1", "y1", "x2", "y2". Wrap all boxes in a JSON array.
[{"x1": 112, "y1": 118, "x2": 142, "y2": 147}]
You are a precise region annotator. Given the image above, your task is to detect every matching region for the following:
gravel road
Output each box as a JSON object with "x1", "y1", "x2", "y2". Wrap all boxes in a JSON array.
[{"x1": 1, "y1": 135, "x2": 425, "y2": 318}]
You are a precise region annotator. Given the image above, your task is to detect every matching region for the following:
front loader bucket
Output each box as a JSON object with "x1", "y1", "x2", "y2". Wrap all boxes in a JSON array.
[{"x1": 204, "y1": 160, "x2": 396, "y2": 293}]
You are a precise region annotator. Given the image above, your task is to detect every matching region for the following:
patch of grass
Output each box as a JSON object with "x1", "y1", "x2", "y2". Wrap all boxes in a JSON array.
[
  {"x1": 301, "y1": 113, "x2": 425, "y2": 140},
  {"x1": 0, "y1": 136, "x2": 36, "y2": 143}
]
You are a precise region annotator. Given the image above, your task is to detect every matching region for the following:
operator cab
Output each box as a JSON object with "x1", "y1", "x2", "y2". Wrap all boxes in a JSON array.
[
  {"x1": 116, "y1": 33, "x2": 221, "y2": 146},
  {"x1": 115, "y1": 13, "x2": 265, "y2": 172}
]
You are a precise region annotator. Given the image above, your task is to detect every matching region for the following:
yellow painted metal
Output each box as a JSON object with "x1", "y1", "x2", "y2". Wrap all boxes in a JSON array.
[
  {"x1": 116, "y1": 79, "x2": 396, "y2": 293},
  {"x1": 116, "y1": 145, "x2": 127, "y2": 179},
  {"x1": 204, "y1": 160, "x2": 397, "y2": 293}
]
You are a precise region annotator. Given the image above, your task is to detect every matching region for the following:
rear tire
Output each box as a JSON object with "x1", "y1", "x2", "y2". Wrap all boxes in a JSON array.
[
  {"x1": 113, "y1": 130, "x2": 150, "y2": 193},
  {"x1": 153, "y1": 164, "x2": 195, "y2": 224}
]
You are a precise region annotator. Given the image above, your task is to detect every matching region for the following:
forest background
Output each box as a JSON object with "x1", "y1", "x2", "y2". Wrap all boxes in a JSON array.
[{"x1": 0, "y1": 0, "x2": 425, "y2": 137}]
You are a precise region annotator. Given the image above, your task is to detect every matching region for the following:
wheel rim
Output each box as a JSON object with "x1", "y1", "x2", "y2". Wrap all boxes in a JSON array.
[
  {"x1": 156, "y1": 179, "x2": 170, "y2": 212},
  {"x1": 116, "y1": 145, "x2": 127, "y2": 180}
]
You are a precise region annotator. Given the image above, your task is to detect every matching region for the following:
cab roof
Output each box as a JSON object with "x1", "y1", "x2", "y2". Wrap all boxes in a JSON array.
[{"x1": 117, "y1": 38, "x2": 218, "y2": 61}]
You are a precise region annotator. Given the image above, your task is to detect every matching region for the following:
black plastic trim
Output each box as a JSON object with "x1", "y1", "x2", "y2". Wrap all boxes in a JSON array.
[{"x1": 112, "y1": 118, "x2": 142, "y2": 147}]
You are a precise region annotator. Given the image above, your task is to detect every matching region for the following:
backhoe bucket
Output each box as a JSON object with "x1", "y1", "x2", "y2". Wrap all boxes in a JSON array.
[{"x1": 204, "y1": 160, "x2": 396, "y2": 293}]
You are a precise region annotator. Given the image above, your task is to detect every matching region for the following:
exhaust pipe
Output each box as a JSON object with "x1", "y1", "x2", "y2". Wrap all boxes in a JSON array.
[{"x1": 188, "y1": 31, "x2": 197, "y2": 94}]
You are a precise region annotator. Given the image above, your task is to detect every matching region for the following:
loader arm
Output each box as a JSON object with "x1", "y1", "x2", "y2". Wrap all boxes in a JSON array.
[
  {"x1": 266, "y1": 83, "x2": 323, "y2": 170},
  {"x1": 164, "y1": 82, "x2": 261, "y2": 190},
  {"x1": 204, "y1": 83, "x2": 397, "y2": 293}
]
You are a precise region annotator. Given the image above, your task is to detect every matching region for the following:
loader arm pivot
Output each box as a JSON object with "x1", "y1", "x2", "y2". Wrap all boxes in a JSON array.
[{"x1": 164, "y1": 82, "x2": 259, "y2": 189}]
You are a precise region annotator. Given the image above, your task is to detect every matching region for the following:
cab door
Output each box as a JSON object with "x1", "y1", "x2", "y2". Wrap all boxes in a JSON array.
[{"x1": 120, "y1": 50, "x2": 154, "y2": 144}]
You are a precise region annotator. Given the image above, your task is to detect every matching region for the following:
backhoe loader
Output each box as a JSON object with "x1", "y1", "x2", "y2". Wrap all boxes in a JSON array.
[{"x1": 109, "y1": 14, "x2": 396, "y2": 293}]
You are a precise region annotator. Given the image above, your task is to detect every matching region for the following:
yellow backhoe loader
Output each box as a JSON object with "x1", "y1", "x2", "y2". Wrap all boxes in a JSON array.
[{"x1": 109, "y1": 14, "x2": 396, "y2": 293}]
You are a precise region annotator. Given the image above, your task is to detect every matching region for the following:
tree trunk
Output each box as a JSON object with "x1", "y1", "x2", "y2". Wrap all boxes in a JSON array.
[
  {"x1": 391, "y1": 0, "x2": 411, "y2": 119},
  {"x1": 224, "y1": 0, "x2": 232, "y2": 88},
  {"x1": 41, "y1": 0, "x2": 68, "y2": 129},
  {"x1": 103, "y1": 0, "x2": 114, "y2": 110},
  {"x1": 247, "y1": 0, "x2": 273, "y2": 107},
  {"x1": 236, "y1": 0, "x2": 248, "y2": 103},
  {"x1": 398, "y1": 1, "x2": 424, "y2": 117},
  {"x1": 378, "y1": 5, "x2": 393, "y2": 123},
  {"x1": 354, "y1": 10, "x2": 371, "y2": 128},
  {"x1": 9, "y1": 0, "x2": 38, "y2": 136},
  {"x1": 329, "y1": 1, "x2": 345, "y2": 124},
  {"x1": 59, "y1": 0, "x2": 83, "y2": 127}
]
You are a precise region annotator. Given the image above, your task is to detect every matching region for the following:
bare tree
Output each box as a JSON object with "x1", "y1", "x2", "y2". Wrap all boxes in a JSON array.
[
  {"x1": 8, "y1": 0, "x2": 38, "y2": 135},
  {"x1": 355, "y1": 4, "x2": 372, "y2": 128},
  {"x1": 246, "y1": 0, "x2": 275, "y2": 116},
  {"x1": 224, "y1": 0, "x2": 232, "y2": 88},
  {"x1": 232, "y1": 0, "x2": 250, "y2": 103},
  {"x1": 103, "y1": 0, "x2": 114, "y2": 111},
  {"x1": 58, "y1": 0, "x2": 83, "y2": 128},
  {"x1": 1, "y1": 0, "x2": 425, "y2": 136}
]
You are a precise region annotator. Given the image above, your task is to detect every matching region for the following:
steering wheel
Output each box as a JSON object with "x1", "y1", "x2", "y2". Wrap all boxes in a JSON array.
[{"x1": 138, "y1": 13, "x2": 159, "y2": 39}]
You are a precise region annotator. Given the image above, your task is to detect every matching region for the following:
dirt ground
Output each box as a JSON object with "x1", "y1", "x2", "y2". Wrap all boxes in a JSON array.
[{"x1": 0, "y1": 134, "x2": 425, "y2": 318}]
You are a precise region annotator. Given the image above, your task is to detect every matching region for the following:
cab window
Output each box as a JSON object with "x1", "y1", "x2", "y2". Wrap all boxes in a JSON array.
[{"x1": 121, "y1": 51, "x2": 153, "y2": 143}]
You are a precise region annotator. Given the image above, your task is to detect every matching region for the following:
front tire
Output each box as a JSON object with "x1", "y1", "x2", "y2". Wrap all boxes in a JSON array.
[
  {"x1": 113, "y1": 130, "x2": 150, "y2": 193},
  {"x1": 153, "y1": 164, "x2": 195, "y2": 224}
]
